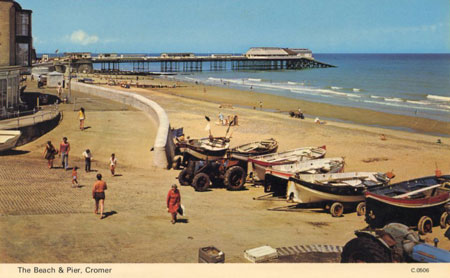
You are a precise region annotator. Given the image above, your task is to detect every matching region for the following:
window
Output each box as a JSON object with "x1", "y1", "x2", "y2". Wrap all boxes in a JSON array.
[
  {"x1": 16, "y1": 43, "x2": 29, "y2": 66},
  {"x1": 16, "y1": 12, "x2": 30, "y2": 36},
  {"x1": 0, "y1": 79, "x2": 6, "y2": 110}
]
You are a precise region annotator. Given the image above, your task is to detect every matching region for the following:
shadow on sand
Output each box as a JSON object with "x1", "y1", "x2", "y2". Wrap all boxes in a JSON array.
[
  {"x1": 0, "y1": 150, "x2": 30, "y2": 156},
  {"x1": 101, "y1": 210, "x2": 117, "y2": 219}
]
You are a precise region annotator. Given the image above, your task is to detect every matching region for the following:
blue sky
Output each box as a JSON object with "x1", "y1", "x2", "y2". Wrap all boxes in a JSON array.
[{"x1": 19, "y1": 0, "x2": 450, "y2": 54}]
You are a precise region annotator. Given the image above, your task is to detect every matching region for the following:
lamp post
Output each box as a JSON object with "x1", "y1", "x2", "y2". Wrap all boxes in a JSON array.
[{"x1": 68, "y1": 56, "x2": 72, "y2": 103}]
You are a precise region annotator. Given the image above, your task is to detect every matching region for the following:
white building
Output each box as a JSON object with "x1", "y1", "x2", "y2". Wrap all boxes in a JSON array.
[{"x1": 245, "y1": 47, "x2": 313, "y2": 59}]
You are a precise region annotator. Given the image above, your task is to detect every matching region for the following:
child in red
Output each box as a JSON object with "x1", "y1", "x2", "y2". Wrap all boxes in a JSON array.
[{"x1": 72, "y1": 166, "x2": 79, "y2": 187}]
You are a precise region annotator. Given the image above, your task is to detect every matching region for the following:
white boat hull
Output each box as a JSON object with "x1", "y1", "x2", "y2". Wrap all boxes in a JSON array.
[
  {"x1": 286, "y1": 180, "x2": 364, "y2": 204},
  {"x1": 0, "y1": 130, "x2": 21, "y2": 152}
]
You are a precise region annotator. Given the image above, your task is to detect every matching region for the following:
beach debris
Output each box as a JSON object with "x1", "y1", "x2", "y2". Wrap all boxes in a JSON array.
[
  {"x1": 244, "y1": 245, "x2": 278, "y2": 263},
  {"x1": 380, "y1": 134, "x2": 387, "y2": 140},
  {"x1": 362, "y1": 157, "x2": 389, "y2": 163},
  {"x1": 199, "y1": 246, "x2": 225, "y2": 263}
]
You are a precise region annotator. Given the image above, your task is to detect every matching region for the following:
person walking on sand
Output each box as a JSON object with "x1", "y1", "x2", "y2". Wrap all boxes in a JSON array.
[
  {"x1": 43, "y1": 141, "x2": 57, "y2": 169},
  {"x1": 72, "y1": 166, "x2": 79, "y2": 187},
  {"x1": 166, "y1": 184, "x2": 181, "y2": 224},
  {"x1": 57, "y1": 82, "x2": 62, "y2": 98},
  {"x1": 59, "y1": 137, "x2": 70, "y2": 170},
  {"x1": 82, "y1": 149, "x2": 92, "y2": 172},
  {"x1": 78, "y1": 107, "x2": 86, "y2": 131},
  {"x1": 109, "y1": 153, "x2": 117, "y2": 176},
  {"x1": 92, "y1": 174, "x2": 107, "y2": 219}
]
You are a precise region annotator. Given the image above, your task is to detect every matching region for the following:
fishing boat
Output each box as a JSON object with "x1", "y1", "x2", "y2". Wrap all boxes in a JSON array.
[
  {"x1": 287, "y1": 172, "x2": 392, "y2": 217},
  {"x1": 176, "y1": 137, "x2": 230, "y2": 162},
  {"x1": 229, "y1": 138, "x2": 278, "y2": 161},
  {"x1": 365, "y1": 175, "x2": 450, "y2": 234},
  {"x1": 0, "y1": 130, "x2": 21, "y2": 152},
  {"x1": 264, "y1": 157, "x2": 345, "y2": 194},
  {"x1": 248, "y1": 146, "x2": 327, "y2": 181}
]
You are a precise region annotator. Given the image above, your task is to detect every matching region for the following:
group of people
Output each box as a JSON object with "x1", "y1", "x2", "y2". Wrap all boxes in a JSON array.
[
  {"x1": 217, "y1": 112, "x2": 239, "y2": 126},
  {"x1": 42, "y1": 136, "x2": 119, "y2": 220}
]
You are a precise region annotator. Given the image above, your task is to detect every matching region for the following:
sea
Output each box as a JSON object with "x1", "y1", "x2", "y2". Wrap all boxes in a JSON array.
[
  {"x1": 171, "y1": 54, "x2": 450, "y2": 123},
  {"x1": 43, "y1": 53, "x2": 450, "y2": 122}
]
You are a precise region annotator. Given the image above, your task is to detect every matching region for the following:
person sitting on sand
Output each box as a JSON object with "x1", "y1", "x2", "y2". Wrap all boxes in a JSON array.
[{"x1": 314, "y1": 117, "x2": 326, "y2": 124}]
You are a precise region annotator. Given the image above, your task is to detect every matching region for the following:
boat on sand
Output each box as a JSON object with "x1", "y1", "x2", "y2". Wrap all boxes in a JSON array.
[
  {"x1": 0, "y1": 130, "x2": 21, "y2": 152},
  {"x1": 248, "y1": 146, "x2": 327, "y2": 181},
  {"x1": 365, "y1": 175, "x2": 450, "y2": 234},
  {"x1": 230, "y1": 138, "x2": 278, "y2": 161},
  {"x1": 287, "y1": 172, "x2": 392, "y2": 217}
]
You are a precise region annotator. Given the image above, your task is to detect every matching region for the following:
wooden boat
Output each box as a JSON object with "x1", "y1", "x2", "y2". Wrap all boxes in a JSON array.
[
  {"x1": 263, "y1": 157, "x2": 345, "y2": 196},
  {"x1": 287, "y1": 172, "x2": 392, "y2": 216},
  {"x1": 229, "y1": 138, "x2": 278, "y2": 161},
  {"x1": 176, "y1": 137, "x2": 230, "y2": 161},
  {"x1": 365, "y1": 175, "x2": 450, "y2": 234},
  {"x1": 0, "y1": 130, "x2": 21, "y2": 152},
  {"x1": 248, "y1": 146, "x2": 327, "y2": 181}
]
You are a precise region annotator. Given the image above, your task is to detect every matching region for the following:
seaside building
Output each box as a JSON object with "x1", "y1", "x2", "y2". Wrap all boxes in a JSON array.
[
  {"x1": 245, "y1": 47, "x2": 313, "y2": 59},
  {"x1": 0, "y1": 0, "x2": 33, "y2": 116}
]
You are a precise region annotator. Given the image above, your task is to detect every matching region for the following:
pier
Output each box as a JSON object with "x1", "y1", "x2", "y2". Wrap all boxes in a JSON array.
[{"x1": 53, "y1": 47, "x2": 335, "y2": 74}]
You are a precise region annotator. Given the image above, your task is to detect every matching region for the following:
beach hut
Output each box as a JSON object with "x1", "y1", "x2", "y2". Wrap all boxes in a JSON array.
[{"x1": 47, "y1": 71, "x2": 64, "y2": 88}]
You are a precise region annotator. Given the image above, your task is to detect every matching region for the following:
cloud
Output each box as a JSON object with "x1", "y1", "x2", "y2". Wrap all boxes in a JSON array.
[{"x1": 69, "y1": 30, "x2": 99, "y2": 45}]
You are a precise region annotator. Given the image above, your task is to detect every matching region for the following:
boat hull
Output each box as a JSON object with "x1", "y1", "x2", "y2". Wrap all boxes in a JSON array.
[
  {"x1": 249, "y1": 146, "x2": 327, "y2": 181},
  {"x1": 365, "y1": 175, "x2": 450, "y2": 228},
  {"x1": 0, "y1": 130, "x2": 21, "y2": 152},
  {"x1": 287, "y1": 178, "x2": 366, "y2": 205}
]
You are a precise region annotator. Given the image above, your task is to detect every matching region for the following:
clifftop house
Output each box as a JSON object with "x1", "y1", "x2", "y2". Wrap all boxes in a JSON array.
[{"x1": 0, "y1": 0, "x2": 33, "y2": 115}]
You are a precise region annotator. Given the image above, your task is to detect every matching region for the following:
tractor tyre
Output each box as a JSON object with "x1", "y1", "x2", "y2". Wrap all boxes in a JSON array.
[
  {"x1": 192, "y1": 173, "x2": 211, "y2": 192},
  {"x1": 341, "y1": 237, "x2": 392, "y2": 263},
  {"x1": 178, "y1": 168, "x2": 192, "y2": 186},
  {"x1": 224, "y1": 166, "x2": 246, "y2": 191}
]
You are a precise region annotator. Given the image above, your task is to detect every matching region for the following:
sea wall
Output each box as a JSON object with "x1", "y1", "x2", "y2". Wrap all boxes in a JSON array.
[
  {"x1": 15, "y1": 113, "x2": 61, "y2": 147},
  {"x1": 70, "y1": 82, "x2": 174, "y2": 169}
]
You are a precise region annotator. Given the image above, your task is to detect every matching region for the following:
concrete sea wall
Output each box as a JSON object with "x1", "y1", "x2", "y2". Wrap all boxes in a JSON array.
[{"x1": 70, "y1": 82, "x2": 174, "y2": 169}]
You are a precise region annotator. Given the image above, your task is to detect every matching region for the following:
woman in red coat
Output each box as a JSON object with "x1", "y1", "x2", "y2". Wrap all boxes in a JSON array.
[{"x1": 167, "y1": 184, "x2": 181, "y2": 224}]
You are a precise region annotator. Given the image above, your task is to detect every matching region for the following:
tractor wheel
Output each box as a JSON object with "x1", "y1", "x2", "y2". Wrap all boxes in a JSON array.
[
  {"x1": 192, "y1": 173, "x2": 210, "y2": 192},
  {"x1": 330, "y1": 202, "x2": 344, "y2": 217},
  {"x1": 341, "y1": 237, "x2": 391, "y2": 263},
  {"x1": 440, "y1": 212, "x2": 449, "y2": 229},
  {"x1": 356, "y1": 202, "x2": 366, "y2": 216},
  {"x1": 178, "y1": 168, "x2": 191, "y2": 186},
  {"x1": 172, "y1": 155, "x2": 182, "y2": 170},
  {"x1": 224, "y1": 166, "x2": 246, "y2": 191},
  {"x1": 418, "y1": 216, "x2": 433, "y2": 235}
]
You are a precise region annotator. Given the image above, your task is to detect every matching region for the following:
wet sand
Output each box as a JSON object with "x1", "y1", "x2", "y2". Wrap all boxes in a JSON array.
[{"x1": 0, "y1": 79, "x2": 449, "y2": 263}]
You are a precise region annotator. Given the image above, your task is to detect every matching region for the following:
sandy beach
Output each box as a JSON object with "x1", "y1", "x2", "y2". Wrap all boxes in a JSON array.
[{"x1": 0, "y1": 78, "x2": 449, "y2": 263}]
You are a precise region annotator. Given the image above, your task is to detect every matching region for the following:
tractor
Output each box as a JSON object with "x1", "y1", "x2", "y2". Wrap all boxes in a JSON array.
[
  {"x1": 341, "y1": 223, "x2": 450, "y2": 263},
  {"x1": 177, "y1": 158, "x2": 248, "y2": 192}
]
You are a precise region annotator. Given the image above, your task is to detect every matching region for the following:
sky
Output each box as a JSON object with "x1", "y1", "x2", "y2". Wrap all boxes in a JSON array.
[{"x1": 18, "y1": 0, "x2": 450, "y2": 54}]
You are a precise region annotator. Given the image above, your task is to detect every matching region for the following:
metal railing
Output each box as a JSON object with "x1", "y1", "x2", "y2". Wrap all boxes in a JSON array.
[{"x1": 0, "y1": 104, "x2": 60, "y2": 129}]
